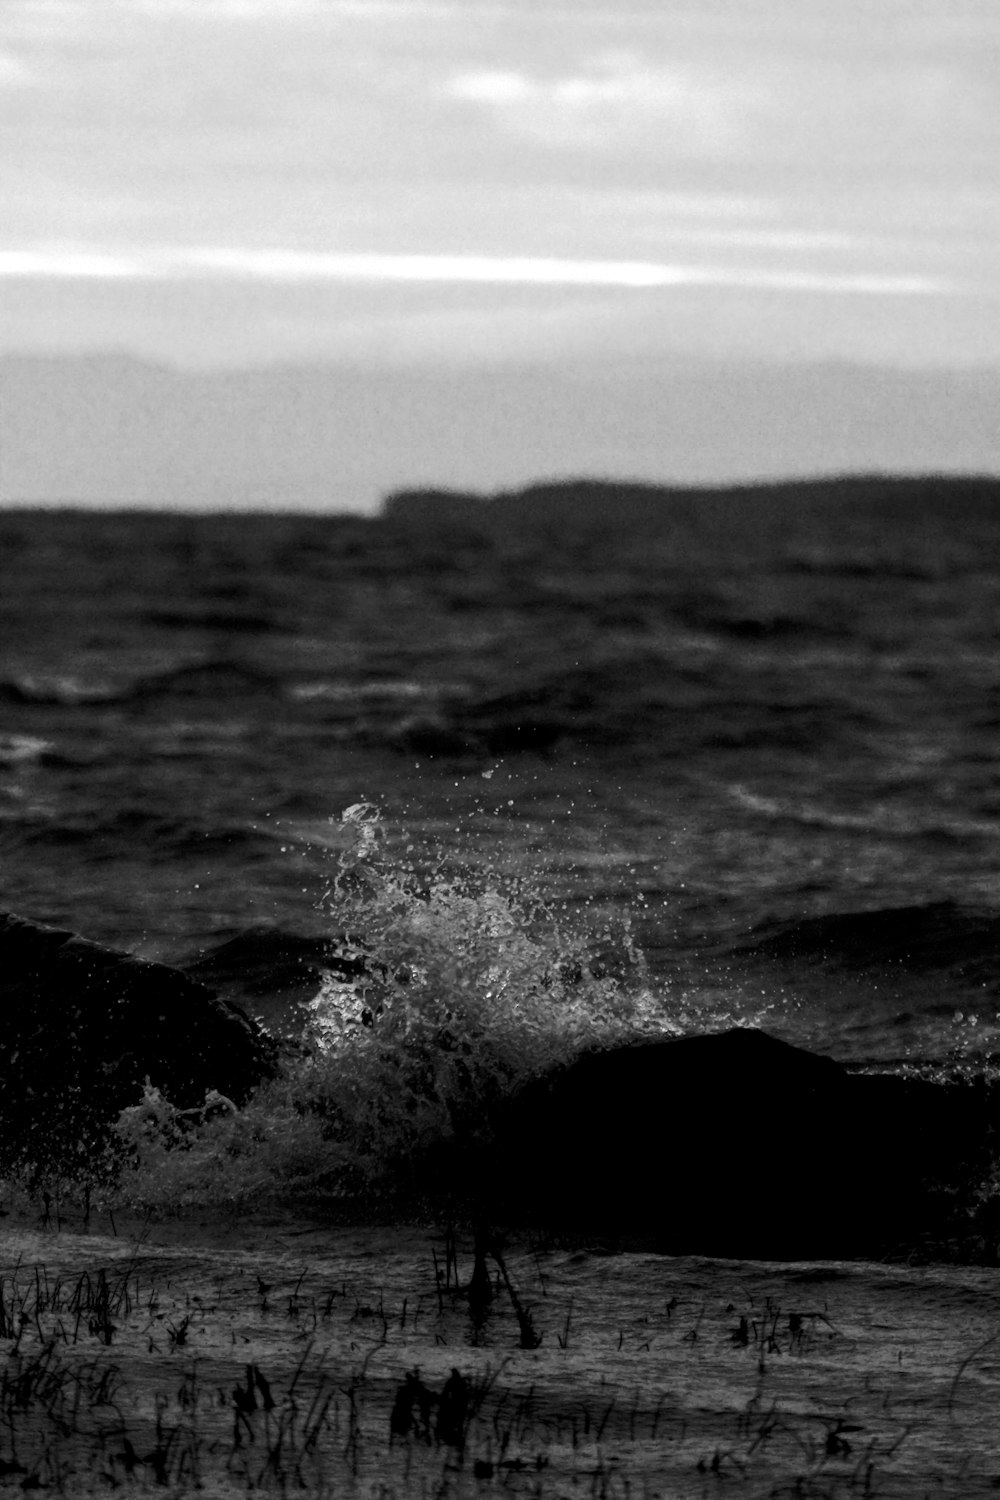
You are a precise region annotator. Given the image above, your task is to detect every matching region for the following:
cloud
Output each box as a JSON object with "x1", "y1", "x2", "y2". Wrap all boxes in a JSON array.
[
  {"x1": 0, "y1": 249, "x2": 145, "y2": 277},
  {"x1": 4, "y1": 0, "x2": 406, "y2": 22},
  {"x1": 0, "y1": 247, "x2": 950, "y2": 295},
  {"x1": 762, "y1": 55, "x2": 1000, "y2": 177},
  {"x1": 0, "y1": 50, "x2": 33, "y2": 86},
  {"x1": 447, "y1": 69, "x2": 528, "y2": 105},
  {"x1": 442, "y1": 51, "x2": 760, "y2": 156},
  {"x1": 1, "y1": 0, "x2": 996, "y2": 376}
]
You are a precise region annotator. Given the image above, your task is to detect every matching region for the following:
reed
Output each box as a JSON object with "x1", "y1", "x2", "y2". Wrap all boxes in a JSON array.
[{"x1": 0, "y1": 1215, "x2": 990, "y2": 1497}]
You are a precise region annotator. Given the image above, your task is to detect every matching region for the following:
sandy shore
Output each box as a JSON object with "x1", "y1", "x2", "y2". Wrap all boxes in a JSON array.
[{"x1": 2, "y1": 1207, "x2": 1000, "y2": 1496}]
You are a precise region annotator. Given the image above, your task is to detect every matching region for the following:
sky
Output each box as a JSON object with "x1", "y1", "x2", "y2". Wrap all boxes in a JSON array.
[{"x1": 1, "y1": 0, "x2": 999, "y2": 505}]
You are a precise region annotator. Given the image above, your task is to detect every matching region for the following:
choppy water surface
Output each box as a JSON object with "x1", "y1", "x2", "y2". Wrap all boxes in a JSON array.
[
  {"x1": 2, "y1": 497, "x2": 1000, "y2": 1078},
  {"x1": 6, "y1": 496, "x2": 1000, "y2": 1495},
  {"x1": 6, "y1": 1215, "x2": 1000, "y2": 1497}
]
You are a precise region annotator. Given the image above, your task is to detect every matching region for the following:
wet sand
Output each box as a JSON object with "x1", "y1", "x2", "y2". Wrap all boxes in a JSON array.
[{"x1": 2, "y1": 1208, "x2": 1000, "y2": 1496}]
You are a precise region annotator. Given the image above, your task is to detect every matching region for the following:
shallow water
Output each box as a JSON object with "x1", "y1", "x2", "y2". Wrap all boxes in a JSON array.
[{"x1": 4, "y1": 1212, "x2": 1000, "y2": 1496}]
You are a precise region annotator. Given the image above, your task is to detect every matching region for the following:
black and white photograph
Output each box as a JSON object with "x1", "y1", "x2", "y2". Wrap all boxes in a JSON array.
[{"x1": 2, "y1": 1, "x2": 1000, "y2": 1493}]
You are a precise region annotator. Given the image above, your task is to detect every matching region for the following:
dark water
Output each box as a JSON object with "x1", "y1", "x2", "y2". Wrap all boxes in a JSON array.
[{"x1": 3, "y1": 499, "x2": 1000, "y2": 1080}]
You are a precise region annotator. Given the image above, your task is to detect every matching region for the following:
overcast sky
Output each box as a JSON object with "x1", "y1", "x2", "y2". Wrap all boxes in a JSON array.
[{"x1": 3, "y1": 0, "x2": 999, "y2": 371}]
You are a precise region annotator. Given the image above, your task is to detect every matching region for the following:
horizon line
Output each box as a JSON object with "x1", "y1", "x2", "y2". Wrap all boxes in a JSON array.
[{"x1": 3, "y1": 468, "x2": 999, "y2": 514}]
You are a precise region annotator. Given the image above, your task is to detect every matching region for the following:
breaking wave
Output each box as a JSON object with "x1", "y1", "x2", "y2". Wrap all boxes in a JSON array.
[{"x1": 110, "y1": 804, "x2": 665, "y2": 1213}]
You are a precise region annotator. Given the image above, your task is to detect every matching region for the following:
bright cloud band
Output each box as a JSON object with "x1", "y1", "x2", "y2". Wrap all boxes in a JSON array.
[{"x1": 0, "y1": 248, "x2": 947, "y2": 296}]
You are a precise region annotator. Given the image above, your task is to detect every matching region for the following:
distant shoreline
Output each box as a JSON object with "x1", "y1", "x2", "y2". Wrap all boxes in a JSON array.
[
  {"x1": 2, "y1": 469, "x2": 998, "y2": 522},
  {"x1": 382, "y1": 472, "x2": 1000, "y2": 528}
]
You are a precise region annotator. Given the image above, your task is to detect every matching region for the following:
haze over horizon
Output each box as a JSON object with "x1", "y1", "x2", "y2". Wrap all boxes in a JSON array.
[{"x1": 2, "y1": 0, "x2": 998, "y2": 510}]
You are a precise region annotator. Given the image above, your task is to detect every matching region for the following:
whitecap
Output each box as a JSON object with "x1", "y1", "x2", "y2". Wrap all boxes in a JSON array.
[{"x1": 0, "y1": 733, "x2": 53, "y2": 765}]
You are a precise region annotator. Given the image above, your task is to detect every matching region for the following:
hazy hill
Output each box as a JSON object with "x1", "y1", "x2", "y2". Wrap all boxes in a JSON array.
[
  {"x1": 382, "y1": 474, "x2": 1000, "y2": 532},
  {"x1": 2, "y1": 353, "x2": 999, "y2": 511}
]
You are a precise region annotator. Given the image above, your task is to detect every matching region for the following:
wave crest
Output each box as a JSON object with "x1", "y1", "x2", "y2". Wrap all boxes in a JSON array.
[{"x1": 112, "y1": 804, "x2": 662, "y2": 1210}]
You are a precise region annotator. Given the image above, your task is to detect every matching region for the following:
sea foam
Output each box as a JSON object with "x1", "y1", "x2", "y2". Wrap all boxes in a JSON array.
[{"x1": 110, "y1": 804, "x2": 663, "y2": 1213}]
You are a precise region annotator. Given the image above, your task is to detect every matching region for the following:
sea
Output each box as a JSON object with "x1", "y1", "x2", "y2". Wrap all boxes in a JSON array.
[
  {"x1": 9, "y1": 491, "x2": 1000, "y2": 1496},
  {"x1": 3, "y1": 490, "x2": 1000, "y2": 1104}
]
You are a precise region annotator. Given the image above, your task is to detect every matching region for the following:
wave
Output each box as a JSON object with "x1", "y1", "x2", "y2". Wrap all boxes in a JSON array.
[
  {"x1": 18, "y1": 808, "x2": 269, "y2": 860},
  {"x1": 0, "y1": 674, "x2": 124, "y2": 706},
  {"x1": 144, "y1": 608, "x2": 283, "y2": 634},
  {"x1": 132, "y1": 659, "x2": 281, "y2": 701},
  {"x1": 180, "y1": 927, "x2": 362, "y2": 1034},
  {"x1": 729, "y1": 785, "x2": 1000, "y2": 841},
  {"x1": 103, "y1": 804, "x2": 667, "y2": 1211},
  {"x1": 672, "y1": 595, "x2": 847, "y2": 642},
  {"x1": 0, "y1": 638, "x2": 913, "y2": 766},
  {"x1": 10, "y1": 867, "x2": 1000, "y2": 1261},
  {"x1": 288, "y1": 678, "x2": 454, "y2": 705},
  {"x1": 9, "y1": 804, "x2": 1000, "y2": 1255},
  {"x1": 784, "y1": 549, "x2": 949, "y2": 581},
  {"x1": 0, "y1": 732, "x2": 54, "y2": 765},
  {"x1": 736, "y1": 900, "x2": 1000, "y2": 985},
  {"x1": 0, "y1": 658, "x2": 280, "y2": 710},
  {"x1": 378, "y1": 666, "x2": 880, "y2": 760}
]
